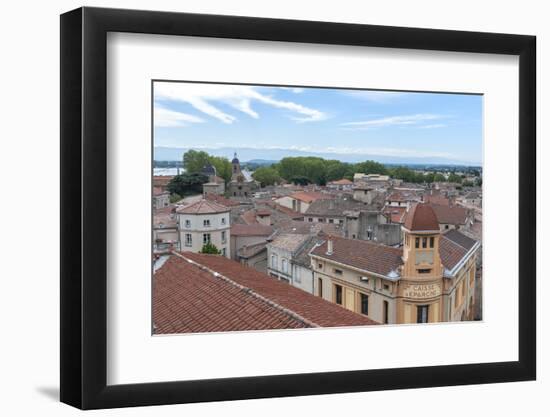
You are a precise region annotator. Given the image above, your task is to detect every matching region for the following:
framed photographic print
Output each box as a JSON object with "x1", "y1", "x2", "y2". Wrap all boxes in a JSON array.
[{"x1": 60, "y1": 7, "x2": 536, "y2": 410}]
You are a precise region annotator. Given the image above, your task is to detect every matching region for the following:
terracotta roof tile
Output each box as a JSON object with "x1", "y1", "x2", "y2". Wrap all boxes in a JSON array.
[
  {"x1": 403, "y1": 203, "x2": 440, "y2": 232},
  {"x1": 290, "y1": 191, "x2": 333, "y2": 204},
  {"x1": 176, "y1": 199, "x2": 230, "y2": 214},
  {"x1": 231, "y1": 224, "x2": 274, "y2": 237},
  {"x1": 311, "y1": 236, "x2": 403, "y2": 277},
  {"x1": 153, "y1": 253, "x2": 378, "y2": 334},
  {"x1": 204, "y1": 193, "x2": 240, "y2": 207},
  {"x1": 431, "y1": 204, "x2": 468, "y2": 225}
]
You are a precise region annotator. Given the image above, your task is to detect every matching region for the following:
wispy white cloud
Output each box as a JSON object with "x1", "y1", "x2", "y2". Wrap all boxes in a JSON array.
[
  {"x1": 154, "y1": 83, "x2": 325, "y2": 124},
  {"x1": 341, "y1": 114, "x2": 445, "y2": 130},
  {"x1": 154, "y1": 105, "x2": 205, "y2": 127},
  {"x1": 342, "y1": 90, "x2": 409, "y2": 102},
  {"x1": 417, "y1": 123, "x2": 447, "y2": 129}
]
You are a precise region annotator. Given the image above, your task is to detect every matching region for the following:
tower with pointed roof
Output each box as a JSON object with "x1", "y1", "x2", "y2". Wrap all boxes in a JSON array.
[{"x1": 231, "y1": 152, "x2": 241, "y2": 178}]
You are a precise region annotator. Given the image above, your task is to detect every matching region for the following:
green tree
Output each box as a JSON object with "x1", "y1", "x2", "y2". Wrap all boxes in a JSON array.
[
  {"x1": 200, "y1": 242, "x2": 221, "y2": 254},
  {"x1": 169, "y1": 193, "x2": 182, "y2": 203},
  {"x1": 447, "y1": 173, "x2": 462, "y2": 184},
  {"x1": 325, "y1": 160, "x2": 350, "y2": 182},
  {"x1": 290, "y1": 176, "x2": 311, "y2": 185},
  {"x1": 182, "y1": 149, "x2": 210, "y2": 174},
  {"x1": 252, "y1": 167, "x2": 281, "y2": 187},
  {"x1": 434, "y1": 173, "x2": 446, "y2": 182},
  {"x1": 209, "y1": 155, "x2": 232, "y2": 183},
  {"x1": 354, "y1": 160, "x2": 388, "y2": 175},
  {"x1": 167, "y1": 173, "x2": 208, "y2": 196}
]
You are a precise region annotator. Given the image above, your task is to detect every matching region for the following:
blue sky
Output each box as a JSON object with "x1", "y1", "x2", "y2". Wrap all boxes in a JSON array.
[{"x1": 153, "y1": 82, "x2": 482, "y2": 164}]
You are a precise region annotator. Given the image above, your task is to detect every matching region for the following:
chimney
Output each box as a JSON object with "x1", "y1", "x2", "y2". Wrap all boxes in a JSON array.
[{"x1": 326, "y1": 237, "x2": 334, "y2": 255}]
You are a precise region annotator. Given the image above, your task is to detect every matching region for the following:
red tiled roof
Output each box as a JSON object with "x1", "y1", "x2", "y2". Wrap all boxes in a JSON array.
[
  {"x1": 153, "y1": 186, "x2": 168, "y2": 196},
  {"x1": 328, "y1": 179, "x2": 353, "y2": 185},
  {"x1": 271, "y1": 203, "x2": 304, "y2": 219},
  {"x1": 240, "y1": 209, "x2": 259, "y2": 225},
  {"x1": 311, "y1": 236, "x2": 403, "y2": 277},
  {"x1": 431, "y1": 204, "x2": 468, "y2": 225},
  {"x1": 423, "y1": 193, "x2": 450, "y2": 206},
  {"x1": 290, "y1": 191, "x2": 333, "y2": 204},
  {"x1": 382, "y1": 206, "x2": 407, "y2": 224},
  {"x1": 231, "y1": 224, "x2": 274, "y2": 237},
  {"x1": 439, "y1": 236, "x2": 468, "y2": 272},
  {"x1": 153, "y1": 253, "x2": 378, "y2": 334},
  {"x1": 153, "y1": 176, "x2": 173, "y2": 186},
  {"x1": 403, "y1": 203, "x2": 440, "y2": 232},
  {"x1": 204, "y1": 193, "x2": 240, "y2": 207},
  {"x1": 176, "y1": 199, "x2": 230, "y2": 214}
]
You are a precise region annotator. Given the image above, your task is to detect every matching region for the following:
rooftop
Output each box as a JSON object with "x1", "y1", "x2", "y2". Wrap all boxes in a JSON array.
[
  {"x1": 403, "y1": 203, "x2": 440, "y2": 232},
  {"x1": 311, "y1": 236, "x2": 403, "y2": 278},
  {"x1": 304, "y1": 198, "x2": 368, "y2": 217},
  {"x1": 153, "y1": 252, "x2": 377, "y2": 334},
  {"x1": 269, "y1": 233, "x2": 310, "y2": 252},
  {"x1": 176, "y1": 199, "x2": 230, "y2": 215},
  {"x1": 289, "y1": 191, "x2": 333, "y2": 204},
  {"x1": 328, "y1": 178, "x2": 353, "y2": 185},
  {"x1": 431, "y1": 204, "x2": 469, "y2": 225},
  {"x1": 231, "y1": 224, "x2": 274, "y2": 237}
]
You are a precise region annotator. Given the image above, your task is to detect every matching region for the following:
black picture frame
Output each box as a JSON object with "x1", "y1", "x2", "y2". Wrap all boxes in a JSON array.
[{"x1": 60, "y1": 6, "x2": 536, "y2": 410}]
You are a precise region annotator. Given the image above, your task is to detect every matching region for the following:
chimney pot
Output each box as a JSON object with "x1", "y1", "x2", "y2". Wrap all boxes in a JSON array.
[{"x1": 326, "y1": 237, "x2": 334, "y2": 255}]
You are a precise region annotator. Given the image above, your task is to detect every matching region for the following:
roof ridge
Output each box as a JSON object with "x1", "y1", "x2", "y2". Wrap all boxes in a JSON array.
[{"x1": 172, "y1": 252, "x2": 320, "y2": 328}]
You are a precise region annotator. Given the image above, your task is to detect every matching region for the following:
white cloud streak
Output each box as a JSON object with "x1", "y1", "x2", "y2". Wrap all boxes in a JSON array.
[
  {"x1": 341, "y1": 114, "x2": 444, "y2": 130},
  {"x1": 154, "y1": 105, "x2": 205, "y2": 127},
  {"x1": 154, "y1": 83, "x2": 326, "y2": 124}
]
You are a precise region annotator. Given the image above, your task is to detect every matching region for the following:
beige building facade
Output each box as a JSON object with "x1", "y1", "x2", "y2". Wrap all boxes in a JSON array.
[{"x1": 310, "y1": 203, "x2": 480, "y2": 324}]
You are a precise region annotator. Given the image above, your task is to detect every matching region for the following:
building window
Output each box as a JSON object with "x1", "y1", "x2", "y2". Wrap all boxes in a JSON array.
[
  {"x1": 318, "y1": 278, "x2": 323, "y2": 297},
  {"x1": 417, "y1": 305, "x2": 429, "y2": 323},
  {"x1": 282, "y1": 258, "x2": 288, "y2": 274},
  {"x1": 318, "y1": 218, "x2": 325, "y2": 223},
  {"x1": 383, "y1": 284, "x2": 390, "y2": 291},
  {"x1": 422, "y1": 237, "x2": 427, "y2": 248},
  {"x1": 339, "y1": 220, "x2": 344, "y2": 225},
  {"x1": 185, "y1": 234, "x2": 192, "y2": 247},
  {"x1": 430, "y1": 236, "x2": 435, "y2": 248},
  {"x1": 221, "y1": 217, "x2": 226, "y2": 225},
  {"x1": 293, "y1": 265, "x2": 301, "y2": 283},
  {"x1": 317, "y1": 263, "x2": 323, "y2": 269},
  {"x1": 203, "y1": 234, "x2": 211, "y2": 244},
  {"x1": 445, "y1": 225, "x2": 449, "y2": 229},
  {"x1": 366, "y1": 230, "x2": 372, "y2": 240},
  {"x1": 360, "y1": 293, "x2": 369, "y2": 315},
  {"x1": 308, "y1": 217, "x2": 313, "y2": 222},
  {"x1": 329, "y1": 219, "x2": 334, "y2": 224},
  {"x1": 352, "y1": 234, "x2": 356, "y2": 239},
  {"x1": 383, "y1": 300, "x2": 389, "y2": 324},
  {"x1": 203, "y1": 219, "x2": 211, "y2": 227},
  {"x1": 221, "y1": 231, "x2": 226, "y2": 243},
  {"x1": 185, "y1": 219, "x2": 191, "y2": 228},
  {"x1": 418, "y1": 269, "x2": 432, "y2": 274},
  {"x1": 271, "y1": 254, "x2": 278, "y2": 268},
  {"x1": 334, "y1": 284, "x2": 343, "y2": 305},
  {"x1": 334, "y1": 268, "x2": 343, "y2": 276},
  {"x1": 222, "y1": 248, "x2": 226, "y2": 256},
  {"x1": 415, "y1": 237, "x2": 420, "y2": 248}
]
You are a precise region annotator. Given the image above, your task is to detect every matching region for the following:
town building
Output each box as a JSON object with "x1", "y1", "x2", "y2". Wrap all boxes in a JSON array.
[
  {"x1": 200, "y1": 162, "x2": 226, "y2": 195},
  {"x1": 309, "y1": 203, "x2": 480, "y2": 324},
  {"x1": 153, "y1": 205, "x2": 179, "y2": 253},
  {"x1": 236, "y1": 241, "x2": 270, "y2": 272},
  {"x1": 327, "y1": 178, "x2": 353, "y2": 191},
  {"x1": 153, "y1": 252, "x2": 378, "y2": 334},
  {"x1": 431, "y1": 204, "x2": 473, "y2": 231},
  {"x1": 227, "y1": 152, "x2": 259, "y2": 198},
  {"x1": 267, "y1": 233, "x2": 311, "y2": 284},
  {"x1": 153, "y1": 186, "x2": 170, "y2": 209},
  {"x1": 275, "y1": 191, "x2": 333, "y2": 214},
  {"x1": 153, "y1": 175, "x2": 173, "y2": 192},
  {"x1": 176, "y1": 199, "x2": 231, "y2": 258},
  {"x1": 230, "y1": 223, "x2": 274, "y2": 264}
]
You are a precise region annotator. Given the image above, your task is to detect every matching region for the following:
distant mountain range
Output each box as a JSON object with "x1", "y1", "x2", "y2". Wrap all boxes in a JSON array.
[{"x1": 154, "y1": 146, "x2": 480, "y2": 167}]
